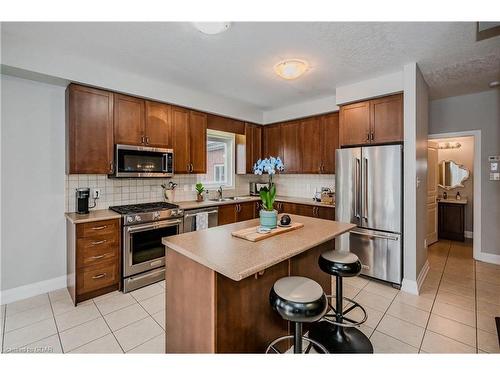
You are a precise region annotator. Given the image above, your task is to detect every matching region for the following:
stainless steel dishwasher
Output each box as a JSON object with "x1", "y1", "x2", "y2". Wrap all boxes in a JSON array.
[{"x1": 183, "y1": 207, "x2": 219, "y2": 232}]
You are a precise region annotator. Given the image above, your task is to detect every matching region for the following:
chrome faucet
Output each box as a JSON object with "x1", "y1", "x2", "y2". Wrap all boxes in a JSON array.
[{"x1": 217, "y1": 186, "x2": 223, "y2": 200}]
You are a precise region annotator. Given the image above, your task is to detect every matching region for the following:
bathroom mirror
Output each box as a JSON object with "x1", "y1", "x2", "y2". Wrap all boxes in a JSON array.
[{"x1": 438, "y1": 160, "x2": 470, "y2": 190}]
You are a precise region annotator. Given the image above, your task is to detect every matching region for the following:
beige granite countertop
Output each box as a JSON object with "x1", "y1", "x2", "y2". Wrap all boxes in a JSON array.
[
  {"x1": 163, "y1": 214, "x2": 354, "y2": 281},
  {"x1": 65, "y1": 209, "x2": 122, "y2": 224},
  {"x1": 177, "y1": 195, "x2": 335, "y2": 210},
  {"x1": 437, "y1": 198, "x2": 468, "y2": 205}
]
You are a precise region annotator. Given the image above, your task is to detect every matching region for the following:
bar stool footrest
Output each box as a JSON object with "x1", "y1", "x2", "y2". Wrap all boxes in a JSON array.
[
  {"x1": 322, "y1": 295, "x2": 368, "y2": 328},
  {"x1": 265, "y1": 335, "x2": 329, "y2": 354}
]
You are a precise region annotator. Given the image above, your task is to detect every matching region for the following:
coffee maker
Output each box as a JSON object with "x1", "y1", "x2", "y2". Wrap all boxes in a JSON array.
[{"x1": 75, "y1": 188, "x2": 90, "y2": 214}]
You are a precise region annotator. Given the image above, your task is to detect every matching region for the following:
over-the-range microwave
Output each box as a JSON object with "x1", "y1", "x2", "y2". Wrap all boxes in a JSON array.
[{"x1": 111, "y1": 144, "x2": 174, "y2": 178}]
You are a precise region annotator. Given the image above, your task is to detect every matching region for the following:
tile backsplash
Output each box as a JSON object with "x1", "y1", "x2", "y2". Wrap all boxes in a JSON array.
[{"x1": 65, "y1": 173, "x2": 335, "y2": 213}]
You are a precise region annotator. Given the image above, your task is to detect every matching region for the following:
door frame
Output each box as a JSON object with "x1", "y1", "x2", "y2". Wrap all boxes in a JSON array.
[{"x1": 428, "y1": 130, "x2": 484, "y2": 263}]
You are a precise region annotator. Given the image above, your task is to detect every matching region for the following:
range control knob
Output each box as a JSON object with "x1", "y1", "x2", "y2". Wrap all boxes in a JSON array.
[
  {"x1": 126, "y1": 216, "x2": 134, "y2": 223},
  {"x1": 134, "y1": 215, "x2": 142, "y2": 222},
  {"x1": 177, "y1": 209, "x2": 183, "y2": 216},
  {"x1": 152, "y1": 211, "x2": 160, "y2": 220}
]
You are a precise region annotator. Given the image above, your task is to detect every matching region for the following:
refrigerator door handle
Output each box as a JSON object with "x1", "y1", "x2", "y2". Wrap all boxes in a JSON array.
[
  {"x1": 350, "y1": 230, "x2": 400, "y2": 241},
  {"x1": 354, "y1": 157, "x2": 361, "y2": 219},
  {"x1": 363, "y1": 157, "x2": 368, "y2": 220}
]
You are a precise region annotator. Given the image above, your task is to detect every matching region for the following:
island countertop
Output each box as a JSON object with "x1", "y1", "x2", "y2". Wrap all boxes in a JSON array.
[{"x1": 162, "y1": 215, "x2": 355, "y2": 281}]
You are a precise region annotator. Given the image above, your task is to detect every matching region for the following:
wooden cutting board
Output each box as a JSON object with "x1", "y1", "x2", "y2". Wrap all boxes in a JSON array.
[{"x1": 231, "y1": 222, "x2": 304, "y2": 242}]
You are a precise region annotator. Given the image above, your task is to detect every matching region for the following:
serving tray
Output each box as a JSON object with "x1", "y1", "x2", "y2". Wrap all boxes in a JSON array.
[{"x1": 231, "y1": 222, "x2": 304, "y2": 242}]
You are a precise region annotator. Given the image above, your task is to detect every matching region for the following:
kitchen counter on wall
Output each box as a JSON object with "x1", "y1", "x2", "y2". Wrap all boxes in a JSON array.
[
  {"x1": 176, "y1": 195, "x2": 335, "y2": 210},
  {"x1": 65, "y1": 209, "x2": 121, "y2": 224}
]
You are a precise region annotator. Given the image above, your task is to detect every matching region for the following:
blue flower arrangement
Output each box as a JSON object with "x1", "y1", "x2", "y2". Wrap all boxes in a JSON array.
[{"x1": 253, "y1": 157, "x2": 285, "y2": 211}]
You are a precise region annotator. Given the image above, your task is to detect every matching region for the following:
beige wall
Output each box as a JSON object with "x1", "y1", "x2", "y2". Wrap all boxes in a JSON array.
[
  {"x1": 436, "y1": 136, "x2": 474, "y2": 232},
  {"x1": 430, "y1": 89, "x2": 500, "y2": 257}
]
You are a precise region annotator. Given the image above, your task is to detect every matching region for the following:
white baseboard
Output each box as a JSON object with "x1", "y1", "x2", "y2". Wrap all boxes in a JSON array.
[
  {"x1": 401, "y1": 259, "x2": 430, "y2": 296},
  {"x1": 0, "y1": 275, "x2": 67, "y2": 305},
  {"x1": 465, "y1": 231, "x2": 473, "y2": 239},
  {"x1": 475, "y1": 251, "x2": 500, "y2": 266}
]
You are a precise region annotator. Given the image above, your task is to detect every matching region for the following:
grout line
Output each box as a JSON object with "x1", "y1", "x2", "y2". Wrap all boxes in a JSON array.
[
  {"x1": 47, "y1": 292, "x2": 64, "y2": 353},
  {"x1": 416, "y1": 240, "x2": 452, "y2": 351},
  {"x1": 473, "y1": 255, "x2": 479, "y2": 354},
  {"x1": 93, "y1": 299, "x2": 126, "y2": 353},
  {"x1": 1, "y1": 305, "x2": 6, "y2": 353}
]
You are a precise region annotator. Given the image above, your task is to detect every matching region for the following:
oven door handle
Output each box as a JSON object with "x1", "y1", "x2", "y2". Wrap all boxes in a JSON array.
[
  {"x1": 184, "y1": 210, "x2": 218, "y2": 218},
  {"x1": 127, "y1": 219, "x2": 182, "y2": 234}
]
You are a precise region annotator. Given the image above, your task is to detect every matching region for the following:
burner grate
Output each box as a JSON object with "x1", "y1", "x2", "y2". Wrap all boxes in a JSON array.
[{"x1": 109, "y1": 201, "x2": 179, "y2": 214}]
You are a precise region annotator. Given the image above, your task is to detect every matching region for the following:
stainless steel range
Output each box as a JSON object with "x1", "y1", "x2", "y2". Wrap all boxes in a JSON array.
[{"x1": 110, "y1": 202, "x2": 184, "y2": 292}]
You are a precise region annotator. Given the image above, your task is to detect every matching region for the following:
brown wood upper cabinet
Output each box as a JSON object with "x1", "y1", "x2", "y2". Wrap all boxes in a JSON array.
[
  {"x1": 262, "y1": 124, "x2": 282, "y2": 159},
  {"x1": 339, "y1": 93, "x2": 403, "y2": 147},
  {"x1": 172, "y1": 106, "x2": 207, "y2": 174},
  {"x1": 245, "y1": 123, "x2": 262, "y2": 173},
  {"x1": 113, "y1": 94, "x2": 145, "y2": 146},
  {"x1": 114, "y1": 94, "x2": 173, "y2": 148},
  {"x1": 145, "y1": 101, "x2": 172, "y2": 148},
  {"x1": 300, "y1": 113, "x2": 339, "y2": 174},
  {"x1": 66, "y1": 84, "x2": 114, "y2": 174},
  {"x1": 207, "y1": 114, "x2": 245, "y2": 135},
  {"x1": 281, "y1": 121, "x2": 302, "y2": 173}
]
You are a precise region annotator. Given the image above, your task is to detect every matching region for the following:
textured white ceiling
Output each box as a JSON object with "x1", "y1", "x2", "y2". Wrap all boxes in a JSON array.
[{"x1": 2, "y1": 22, "x2": 499, "y2": 109}]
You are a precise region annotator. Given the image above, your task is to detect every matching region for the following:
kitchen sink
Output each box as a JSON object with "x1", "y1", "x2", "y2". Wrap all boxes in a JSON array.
[{"x1": 208, "y1": 196, "x2": 252, "y2": 202}]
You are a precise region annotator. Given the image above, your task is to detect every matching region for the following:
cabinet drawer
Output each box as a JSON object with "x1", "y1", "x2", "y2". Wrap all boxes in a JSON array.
[
  {"x1": 77, "y1": 261, "x2": 119, "y2": 294},
  {"x1": 77, "y1": 219, "x2": 119, "y2": 238},
  {"x1": 77, "y1": 235, "x2": 119, "y2": 268}
]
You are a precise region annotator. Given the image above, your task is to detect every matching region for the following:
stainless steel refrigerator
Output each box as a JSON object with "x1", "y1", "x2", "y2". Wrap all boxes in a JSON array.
[{"x1": 336, "y1": 144, "x2": 403, "y2": 285}]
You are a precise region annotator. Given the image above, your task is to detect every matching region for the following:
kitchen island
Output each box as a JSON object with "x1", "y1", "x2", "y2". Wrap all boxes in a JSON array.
[{"x1": 162, "y1": 214, "x2": 355, "y2": 353}]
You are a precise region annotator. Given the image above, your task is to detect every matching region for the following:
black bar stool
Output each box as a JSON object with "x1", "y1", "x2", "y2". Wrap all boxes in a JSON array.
[
  {"x1": 308, "y1": 250, "x2": 373, "y2": 353},
  {"x1": 266, "y1": 276, "x2": 329, "y2": 354}
]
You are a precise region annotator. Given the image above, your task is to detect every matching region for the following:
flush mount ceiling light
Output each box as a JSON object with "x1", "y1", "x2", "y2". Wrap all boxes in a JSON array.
[
  {"x1": 274, "y1": 59, "x2": 309, "y2": 80},
  {"x1": 192, "y1": 22, "x2": 231, "y2": 35}
]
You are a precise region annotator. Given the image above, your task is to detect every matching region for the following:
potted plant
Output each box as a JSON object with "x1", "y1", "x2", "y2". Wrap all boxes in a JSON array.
[
  {"x1": 195, "y1": 182, "x2": 205, "y2": 202},
  {"x1": 253, "y1": 157, "x2": 285, "y2": 228}
]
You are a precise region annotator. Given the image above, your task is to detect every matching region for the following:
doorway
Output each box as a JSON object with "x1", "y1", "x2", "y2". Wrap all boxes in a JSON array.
[{"x1": 428, "y1": 130, "x2": 481, "y2": 262}]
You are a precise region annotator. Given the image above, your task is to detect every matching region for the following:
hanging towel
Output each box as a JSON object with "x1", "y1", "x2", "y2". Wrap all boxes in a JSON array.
[{"x1": 195, "y1": 212, "x2": 209, "y2": 231}]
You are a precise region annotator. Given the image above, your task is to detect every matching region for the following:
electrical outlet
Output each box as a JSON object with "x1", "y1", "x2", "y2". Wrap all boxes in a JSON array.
[{"x1": 92, "y1": 188, "x2": 101, "y2": 199}]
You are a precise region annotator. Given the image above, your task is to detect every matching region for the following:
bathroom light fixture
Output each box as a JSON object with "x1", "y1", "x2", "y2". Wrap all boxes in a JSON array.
[
  {"x1": 192, "y1": 22, "x2": 231, "y2": 35},
  {"x1": 438, "y1": 142, "x2": 462, "y2": 150},
  {"x1": 274, "y1": 59, "x2": 309, "y2": 80}
]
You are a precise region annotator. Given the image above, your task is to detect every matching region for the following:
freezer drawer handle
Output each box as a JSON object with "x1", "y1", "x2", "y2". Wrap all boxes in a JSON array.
[{"x1": 350, "y1": 230, "x2": 399, "y2": 241}]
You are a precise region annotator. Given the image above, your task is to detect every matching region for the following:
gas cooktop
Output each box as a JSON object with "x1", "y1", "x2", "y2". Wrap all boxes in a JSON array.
[
  {"x1": 109, "y1": 202, "x2": 179, "y2": 214},
  {"x1": 110, "y1": 202, "x2": 183, "y2": 225}
]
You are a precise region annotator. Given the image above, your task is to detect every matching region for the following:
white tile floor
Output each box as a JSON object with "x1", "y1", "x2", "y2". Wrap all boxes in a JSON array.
[
  {"x1": 341, "y1": 240, "x2": 500, "y2": 353},
  {"x1": 1, "y1": 240, "x2": 499, "y2": 354},
  {"x1": 1, "y1": 281, "x2": 166, "y2": 353}
]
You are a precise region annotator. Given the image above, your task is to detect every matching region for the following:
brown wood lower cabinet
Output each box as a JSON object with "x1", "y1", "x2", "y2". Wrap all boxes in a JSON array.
[
  {"x1": 275, "y1": 201, "x2": 335, "y2": 221},
  {"x1": 166, "y1": 241, "x2": 333, "y2": 353},
  {"x1": 438, "y1": 202, "x2": 465, "y2": 241},
  {"x1": 67, "y1": 218, "x2": 121, "y2": 304},
  {"x1": 217, "y1": 202, "x2": 257, "y2": 225}
]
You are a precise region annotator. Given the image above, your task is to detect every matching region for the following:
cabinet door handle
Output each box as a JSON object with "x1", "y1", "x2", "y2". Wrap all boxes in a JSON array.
[
  {"x1": 187, "y1": 164, "x2": 190, "y2": 173},
  {"x1": 91, "y1": 240, "x2": 107, "y2": 246},
  {"x1": 92, "y1": 273, "x2": 107, "y2": 279},
  {"x1": 371, "y1": 131, "x2": 375, "y2": 141},
  {"x1": 141, "y1": 135, "x2": 145, "y2": 144},
  {"x1": 366, "y1": 132, "x2": 370, "y2": 142},
  {"x1": 90, "y1": 253, "x2": 110, "y2": 260},
  {"x1": 146, "y1": 136, "x2": 150, "y2": 144},
  {"x1": 109, "y1": 161, "x2": 114, "y2": 173},
  {"x1": 254, "y1": 270, "x2": 265, "y2": 279},
  {"x1": 91, "y1": 225, "x2": 107, "y2": 231}
]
